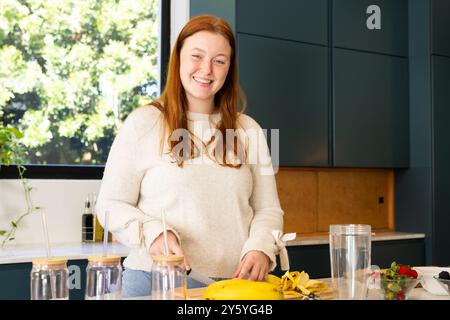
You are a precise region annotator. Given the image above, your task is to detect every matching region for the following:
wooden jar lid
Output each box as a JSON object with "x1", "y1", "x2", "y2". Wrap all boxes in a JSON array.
[
  {"x1": 32, "y1": 257, "x2": 68, "y2": 270},
  {"x1": 152, "y1": 254, "x2": 184, "y2": 262},
  {"x1": 88, "y1": 255, "x2": 121, "y2": 266}
]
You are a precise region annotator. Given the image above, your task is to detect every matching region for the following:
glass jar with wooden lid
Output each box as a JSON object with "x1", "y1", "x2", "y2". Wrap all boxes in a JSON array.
[
  {"x1": 30, "y1": 257, "x2": 69, "y2": 300},
  {"x1": 85, "y1": 255, "x2": 122, "y2": 300},
  {"x1": 151, "y1": 254, "x2": 186, "y2": 300}
]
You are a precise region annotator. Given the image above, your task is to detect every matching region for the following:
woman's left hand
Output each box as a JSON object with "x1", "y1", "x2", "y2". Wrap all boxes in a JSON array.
[{"x1": 232, "y1": 250, "x2": 270, "y2": 281}]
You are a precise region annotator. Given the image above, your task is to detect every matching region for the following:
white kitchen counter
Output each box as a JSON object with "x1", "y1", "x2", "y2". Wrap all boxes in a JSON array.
[
  {"x1": 0, "y1": 242, "x2": 130, "y2": 264},
  {"x1": 0, "y1": 231, "x2": 425, "y2": 264},
  {"x1": 287, "y1": 231, "x2": 426, "y2": 246},
  {"x1": 128, "y1": 284, "x2": 450, "y2": 301}
]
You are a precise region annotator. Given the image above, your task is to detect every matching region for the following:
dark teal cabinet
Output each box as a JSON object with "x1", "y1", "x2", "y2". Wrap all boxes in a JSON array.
[
  {"x1": 432, "y1": 55, "x2": 450, "y2": 265},
  {"x1": 190, "y1": 0, "x2": 237, "y2": 31},
  {"x1": 334, "y1": 49, "x2": 409, "y2": 167},
  {"x1": 333, "y1": 0, "x2": 408, "y2": 56},
  {"x1": 0, "y1": 262, "x2": 31, "y2": 299},
  {"x1": 0, "y1": 259, "x2": 89, "y2": 300},
  {"x1": 0, "y1": 258, "x2": 126, "y2": 300},
  {"x1": 191, "y1": 0, "x2": 410, "y2": 168},
  {"x1": 238, "y1": 33, "x2": 329, "y2": 166},
  {"x1": 190, "y1": 0, "x2": 328, "y2": 45},
  {"x1": 237, "y1": 0, "x2": 328, "y2": 45},
  {"x1": 432, "y1": 0, "x2": 450, "y2": 57},
  {"x1": 395, "y1": 0, "x2": 450, "y2": 266}
]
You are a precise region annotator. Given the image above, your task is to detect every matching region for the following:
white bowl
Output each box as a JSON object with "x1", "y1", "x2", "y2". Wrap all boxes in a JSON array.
[
  {"x1": 433, "y1": 276, "x2": 450, "y2": 294},
  {"x1": 414, "y1": 266, "x2": 450, "y2": 296}
]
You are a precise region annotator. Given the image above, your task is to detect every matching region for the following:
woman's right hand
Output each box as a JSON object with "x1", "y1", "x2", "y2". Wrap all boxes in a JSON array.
[{"x1": 148, "y1": 231, "x2": 191, "y2": 271}]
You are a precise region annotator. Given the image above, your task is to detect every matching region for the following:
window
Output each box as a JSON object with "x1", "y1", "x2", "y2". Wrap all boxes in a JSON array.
[{"x1": 0, "y1": 0, "x2": 170, "y2": 178}]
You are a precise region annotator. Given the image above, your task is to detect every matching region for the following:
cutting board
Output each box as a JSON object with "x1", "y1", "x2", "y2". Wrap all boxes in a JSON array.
[{"x1": 186, "y1": 287, "x2": 334, "y2": 300}]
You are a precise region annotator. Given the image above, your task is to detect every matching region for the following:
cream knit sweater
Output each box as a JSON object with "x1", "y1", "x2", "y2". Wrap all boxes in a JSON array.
[{"x1": 96, "y1": 105, "x2": 284, "y2": 278}]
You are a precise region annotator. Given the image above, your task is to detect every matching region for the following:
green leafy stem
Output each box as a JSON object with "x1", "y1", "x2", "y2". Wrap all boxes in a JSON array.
[{"x1": 0, "y1": 126, "x2": 39, "y2": 248}]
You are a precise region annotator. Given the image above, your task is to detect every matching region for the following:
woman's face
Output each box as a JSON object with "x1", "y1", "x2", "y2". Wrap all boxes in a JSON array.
[{"x1": 179, "y1": 31, "x2": 232, "y2": 109}]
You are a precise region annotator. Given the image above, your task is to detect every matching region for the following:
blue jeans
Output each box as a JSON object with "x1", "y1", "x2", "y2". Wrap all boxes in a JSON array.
[{"x1": 122, "y1": 268, "x2": 206, "y2": 298}]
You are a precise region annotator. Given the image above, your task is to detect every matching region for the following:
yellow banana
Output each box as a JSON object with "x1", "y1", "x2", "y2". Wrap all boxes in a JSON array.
[
  {"x1": 202, "y1": 271, "x2": 327, "y2": 300},
  {"x1": 205, "y1": 278, "x2": 240, "y2": 290},
  {"x1": 203, "y1": 278, "x2": 284, "y2": 300}
]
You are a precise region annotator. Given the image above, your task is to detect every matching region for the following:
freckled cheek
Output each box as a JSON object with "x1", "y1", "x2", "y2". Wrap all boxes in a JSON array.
[
  {"x1": 180, "y1": 69, "x2": 194, "y2": 87},
  {"x1": 213, "y1": 70, "x2": 229, "y2": 89},
  {"x1": 180, "y1": 58, "x2": 197, "y2": 80}
]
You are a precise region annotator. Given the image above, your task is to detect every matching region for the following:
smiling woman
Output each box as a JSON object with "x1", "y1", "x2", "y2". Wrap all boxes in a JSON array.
[
  {"x1": 179, "y1": 31, "x2": 232, "y2": 114},
  {"x1": 96, "y1": 14, "x2": 285, "y2": 299},
  {"x1": 155, "y1": 14, "x2": 247, "y2": 168}
]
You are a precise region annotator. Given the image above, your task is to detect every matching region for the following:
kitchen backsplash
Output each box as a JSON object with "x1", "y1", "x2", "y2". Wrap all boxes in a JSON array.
[
  {"x1": 0, "y1": 167, "x2": 394, "y2": 245},
  {"x1": 276, "y1": 168, "x2": 394, "y2": 235}
]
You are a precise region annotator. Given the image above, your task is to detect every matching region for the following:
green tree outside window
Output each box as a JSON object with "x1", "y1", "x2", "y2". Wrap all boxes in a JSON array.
[{"x1": 0, "y1": 0, "x2": 159, "y2": 164}]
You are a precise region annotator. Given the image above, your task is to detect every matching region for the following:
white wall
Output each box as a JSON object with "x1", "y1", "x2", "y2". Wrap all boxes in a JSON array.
[
  {"x1": 0, "y1": 2, "x2": 190, "y2": 247},
  {"x1": 171, "y1": 0, "x2": 190, "y2": 49},
  {"x1": 0, "y1": 179, "x2": 101, "y2": 245}
]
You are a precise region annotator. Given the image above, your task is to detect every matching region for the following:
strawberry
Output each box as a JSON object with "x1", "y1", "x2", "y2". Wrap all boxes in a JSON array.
[
  {"x1": 409, "y1": 269, "x2": 418, "y2": 279},
  {"x1": 398, "y1": 266, "x2": 411, "y2": 276},
  {"x1": 396, "y1": 291, "x2": 405, "y2": 300},
  {"x1": 381, "y1": 262, "x2": 420, "y2": 300}
]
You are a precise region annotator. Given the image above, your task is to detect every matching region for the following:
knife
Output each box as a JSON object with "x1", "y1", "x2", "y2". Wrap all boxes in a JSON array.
[{"x1": 187, "y1": 269, "x2": 216, "y2": 285}]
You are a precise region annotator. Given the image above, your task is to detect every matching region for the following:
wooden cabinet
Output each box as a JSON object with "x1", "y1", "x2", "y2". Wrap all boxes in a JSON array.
[
  {"x1": 316, "y1": 170, "x2": 392, "y2": 231},
  {"x1": 238, "y1": 33, "x2": 329, "y2": 166},
  {"x1": 276, "y1": 168, "x2": 393, "y2": 235},
  {"x1": 333, "y1": 49, "x2": 409, "y2": 167},
  {"x1": 333, "y1": 0, "x2": 408, "y2": 56}
]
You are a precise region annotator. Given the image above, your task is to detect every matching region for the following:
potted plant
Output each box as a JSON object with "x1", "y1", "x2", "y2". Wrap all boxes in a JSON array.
[{"x1": 0, "y1": 125, "x2": 39, "y2": 248}]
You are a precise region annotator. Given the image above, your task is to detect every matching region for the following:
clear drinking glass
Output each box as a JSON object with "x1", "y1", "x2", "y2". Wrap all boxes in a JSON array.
[
  {"x1": 30, "y1": 258, "x2": 69, "y2": 300},
  {"x1": 151, "y1": 255, "x2": 186, "y2": 300},
  {"x1": 85, "y1": 255, "x2": 122, "y2": 300},
  {"x1": 329, "y1": 224, "x2": 372, "y2": 300}
]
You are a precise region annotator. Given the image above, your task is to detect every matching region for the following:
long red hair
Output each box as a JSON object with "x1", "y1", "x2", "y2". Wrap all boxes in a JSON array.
[{"x1": 150, "y1": 14, "x2": 247, "y2": 167}]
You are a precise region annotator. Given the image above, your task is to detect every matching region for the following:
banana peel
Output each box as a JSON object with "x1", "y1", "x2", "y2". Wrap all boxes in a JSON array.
[
  {"x1": 266, "y1": 274, "x2": 282, "y2": 286},
  {"x1": 274, "y1": 271, "x2": 328, "y2": 297}
]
